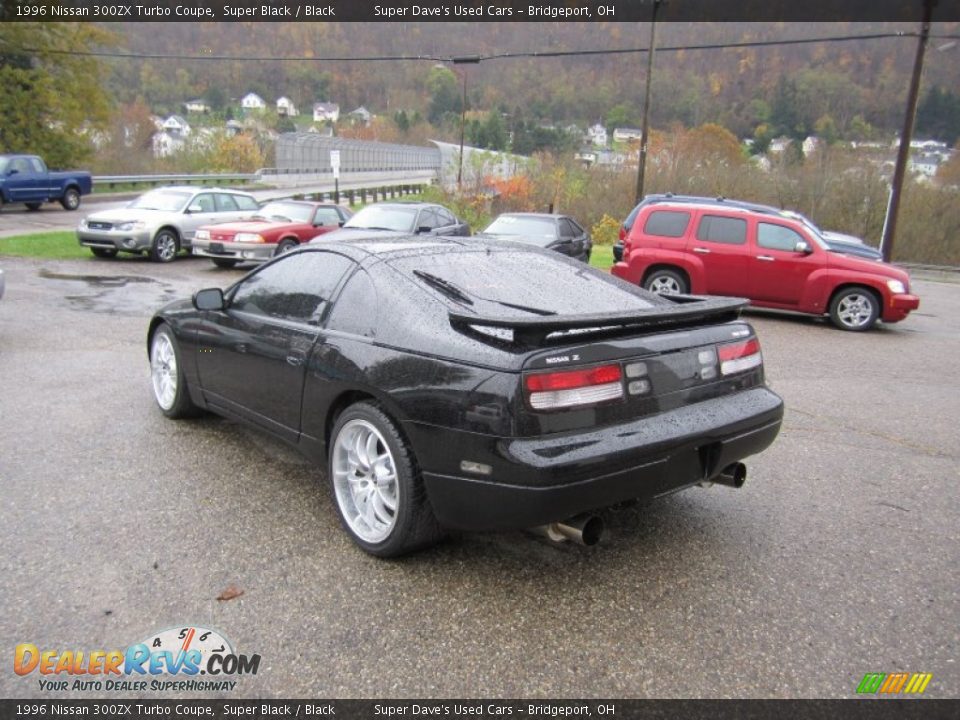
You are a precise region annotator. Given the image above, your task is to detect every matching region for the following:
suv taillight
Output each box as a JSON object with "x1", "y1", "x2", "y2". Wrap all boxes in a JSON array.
[
  {"x1": 717, "y1": 338, "x2": 762, "y2": 376},
  {"x1": 525, "y1": 364, "x2": 623, "y2": 410}
]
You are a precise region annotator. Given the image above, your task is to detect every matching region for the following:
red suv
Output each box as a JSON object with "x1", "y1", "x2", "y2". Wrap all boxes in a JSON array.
[{"x1": 611, "y1": 201, "x2": 919, "y2": 331}]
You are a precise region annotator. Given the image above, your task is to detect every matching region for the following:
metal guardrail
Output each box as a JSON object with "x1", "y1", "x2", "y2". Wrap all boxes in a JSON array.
[
  {"x1": 898, "y1": 262, "x2": 960, "y2": 274},
  {"x1": 93, "y1": 173, "x2": 258, "y2": 189}
]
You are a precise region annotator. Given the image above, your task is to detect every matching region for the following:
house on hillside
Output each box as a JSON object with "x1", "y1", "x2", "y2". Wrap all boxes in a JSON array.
[
  {"x1": 152, "y1": 131, "x2": 185, "y2": 158},
  {"x1": 241, "y1": 93, "x2": 267, "y2": 111},
  {"x1": 276, "y1": 97, "x2": 298, "y2": 117},
  {"x1": 184, "y1": 99, "x2": 210, "y2": 113},
  {"x1": 162, "y1": 115, "x2": 191, "y2": 137},
  {"x1": 348, "y1": 106, "x2": 373, "y2": 126},
  {"x1": 313, "y1": 102, "x2": 340, "y2": 123},
  {"x1": 225, "y1": 119, "x2": 244, "y2": 137},
  {"x1": 587, "y1": 123, "x2": 607, "y2": 147},
  {"x1": 613, "y1": 127, "x2": 642, "y2": 143}
]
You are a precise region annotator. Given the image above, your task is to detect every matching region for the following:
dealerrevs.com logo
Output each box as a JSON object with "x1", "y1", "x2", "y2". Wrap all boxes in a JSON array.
[
  {"x1": 14, "y1": 626, "x2": 260, "y2": 692},
  {"x1": 856, "y1": 672, "x2": 933, "y2": 695}
]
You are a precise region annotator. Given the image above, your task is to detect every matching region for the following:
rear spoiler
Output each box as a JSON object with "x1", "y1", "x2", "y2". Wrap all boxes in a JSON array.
[{"x1": 449, "y1": 295, "x2": 749, "y2": 346}]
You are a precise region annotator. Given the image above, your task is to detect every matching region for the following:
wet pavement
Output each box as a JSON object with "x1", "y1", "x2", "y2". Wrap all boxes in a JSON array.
[{"x1": 0, "y1": 255, "x2": 957, "y2": 699}]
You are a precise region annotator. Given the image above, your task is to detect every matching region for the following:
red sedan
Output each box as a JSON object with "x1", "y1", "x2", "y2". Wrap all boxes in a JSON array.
[{"x1": 191, "y1": 200, "x2": 353, "y2": 268}]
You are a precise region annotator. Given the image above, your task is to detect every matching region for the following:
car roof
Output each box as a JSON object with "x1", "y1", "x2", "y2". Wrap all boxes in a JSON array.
[
  {"x1": 261, "y1": 199, "x2": 340, "y2": 208},
  {"x1": 495, "y1": 213, "x2": 564, "y2": 220},
  {"x1": 146, "y1": 186, "x2": 255, "y2": 195},
  {"x1": 363, "y1": 201, "x2": 439, "y2": 209}
]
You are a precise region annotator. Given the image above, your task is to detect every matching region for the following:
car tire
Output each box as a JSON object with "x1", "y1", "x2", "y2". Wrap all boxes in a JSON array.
[
  {"x1": 149, "y1": 324, "x2": 201, "y2": 419},
  {"x1": 150, "y1": 229, "x2": 179, "y2": 263},
  {"x1": 329, "y1": 401, "x2": 444, "y2": 557},
  {"x1": 26, "y1": 202, "x2": 42, "y2": 211},
  {"x1": 275, "y1": 237, "x2": 298, "y2": 255},
  {"x1": 643, "y1": 268, "x2": 688, "y2": 295},
  {"x1": 60, "y1": 188, "x2": 81, "y2": 211},
  {"x1": 829, "y1": 287, "x2": 880, "y2": 331},
  {"x1": 212, "y1": 258, "x2": 238, "y2": 269},
  {"x1": 90, "y1": 247, "x2": 118, "y2": 259}
]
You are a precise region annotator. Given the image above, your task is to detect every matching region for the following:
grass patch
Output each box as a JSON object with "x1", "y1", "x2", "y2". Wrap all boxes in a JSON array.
[
  {"x1": 0, "y1": 231, "x2": 89, "y2": 259},
  {"x1": 590, "y1": 244, "x2": 614, "y2": 271}
]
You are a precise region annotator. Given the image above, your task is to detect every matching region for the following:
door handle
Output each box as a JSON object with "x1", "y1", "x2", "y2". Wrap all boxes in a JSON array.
[
  {"x1": 286, "y1": 355, "x2": 304, "y2": 367},
  {"x1": 757, "y1": 255, "x2": 775, "y2": 262},
  {"x1": 693, "y1": 247, "x2": 711, "y2": 254}
]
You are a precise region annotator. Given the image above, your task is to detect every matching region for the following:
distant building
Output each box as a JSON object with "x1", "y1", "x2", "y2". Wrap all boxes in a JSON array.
[
  {"x1": 183, "y1": 99, "x2": 210, "y2": 113},
  {"x1": 802, "y1": 136, "x2": 822, "y2": 156},
  {"x1": 348, "y1": 106, "x2": 373, "y2": 126},
  {"x1": 276, "y1": 96, "x2": 298, "y2": 117},
  {"x1": 241, "y1": 93, "x2": 267, "y2": 111},
  {"x1": 587, "y1": 123, "x2": 607, "y2": 147},
  {"x1": 769, "y1": 137, "x2": 792, "y2": 155},
  {"x1": 613, "y1": 127, "x2": 642, "y2": 143},
  {"x1": 225, "y1": 119, "x2": 244, "y2": 137},
  {"x1": 313, "y1": 102, "x2": 340, "y2": 124},
  {"x1": 161, "y1": 115, "x2": 191, "y2": 137}
]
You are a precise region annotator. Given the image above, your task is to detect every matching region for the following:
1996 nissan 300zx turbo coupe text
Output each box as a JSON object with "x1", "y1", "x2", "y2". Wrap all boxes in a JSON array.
[{"x1": 148, "y1": 237, "x2": 783, "y2": 556}]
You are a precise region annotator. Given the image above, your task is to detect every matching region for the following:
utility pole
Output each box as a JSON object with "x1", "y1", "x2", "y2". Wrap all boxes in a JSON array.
[
  {"x1": 880, "y1": 0, "x2": 936, "y2": 263},
  {"x1": 634, "y1": 0, "x2": 661, "y2": 203},
  {"x1": 453, "y1": 56, "x2": 480, "y2": 190}
]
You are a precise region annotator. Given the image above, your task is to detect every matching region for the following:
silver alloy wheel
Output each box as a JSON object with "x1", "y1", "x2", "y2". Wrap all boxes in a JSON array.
[
  {"x1": 155, "y1": 233, "x2": 177, "y2": 262},
  {"x1": 648, "y1": 274, "x2": 681, "y2": 295},
  {"x1": 332, "y1": 419, "x2": 399, "y2": 544},
  {"x1": 150, "y1": 332, "x2": 177, "y2": 411},
  {"x1": 63, "y1": 189, "x2": 79, "y2": 210},
  {"x1": 837, "y1": 293, "x2": 875, "y2": 329}
]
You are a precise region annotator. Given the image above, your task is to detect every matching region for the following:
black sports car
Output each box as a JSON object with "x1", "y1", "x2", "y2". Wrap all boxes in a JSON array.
[{"x1": 148, "y1": 237, "x2": 783, "y2": 556}]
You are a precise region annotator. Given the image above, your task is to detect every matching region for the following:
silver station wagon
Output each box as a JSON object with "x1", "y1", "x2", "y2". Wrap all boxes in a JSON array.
[{"x1": 77, "y1": 187, "x2": 260, "y2": 262}]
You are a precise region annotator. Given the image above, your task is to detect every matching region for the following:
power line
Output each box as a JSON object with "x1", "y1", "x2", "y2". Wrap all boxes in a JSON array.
[{"x1": 0, "y1": 31, "x2": 919, "y2": 64}]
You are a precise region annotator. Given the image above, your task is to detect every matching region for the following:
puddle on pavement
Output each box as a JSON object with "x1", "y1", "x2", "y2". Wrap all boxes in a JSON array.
[{"x1": 38, "y1": 268, "x2": 181, "y2": 315}]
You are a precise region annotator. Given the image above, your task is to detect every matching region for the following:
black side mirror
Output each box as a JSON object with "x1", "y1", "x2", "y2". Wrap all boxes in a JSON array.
[
  {"x1": 193, "y1": 288, "x2": 225, "y2": 311},
  {"x1": 7, "y1": 169, "x2": 19, "y2": 176},
  {"x1": 417, "y1": 226, "x2": 433, "y2": 234}
]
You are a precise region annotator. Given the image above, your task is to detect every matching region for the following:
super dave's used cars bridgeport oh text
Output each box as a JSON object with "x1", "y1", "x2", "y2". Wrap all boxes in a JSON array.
[{"x1": 147, "y1": 236, "x2": 784, "y2": 556}]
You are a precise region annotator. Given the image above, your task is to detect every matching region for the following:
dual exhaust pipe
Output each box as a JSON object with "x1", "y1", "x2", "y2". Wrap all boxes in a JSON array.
[{"x1": 531, "y1": 463, "x2": 748, "y2": 547}]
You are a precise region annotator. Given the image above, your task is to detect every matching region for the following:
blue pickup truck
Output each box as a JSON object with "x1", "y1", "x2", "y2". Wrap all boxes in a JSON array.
[{"x1": 0, "y1": 154, "x2": 93, "y2": 211}]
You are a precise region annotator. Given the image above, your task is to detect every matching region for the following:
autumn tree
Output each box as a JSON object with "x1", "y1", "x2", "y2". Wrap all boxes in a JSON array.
[
  {"x1": 0, "y1": 22, "x2": 116, "y2": 167},
  {"x1": 426, "y1": 66, "x2": 462, "y2": 126}
]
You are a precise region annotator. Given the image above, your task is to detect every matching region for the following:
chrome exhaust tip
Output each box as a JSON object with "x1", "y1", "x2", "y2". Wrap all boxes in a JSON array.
[{"x1": 531, "y1": 513, "x2": 604, "y2": 546}]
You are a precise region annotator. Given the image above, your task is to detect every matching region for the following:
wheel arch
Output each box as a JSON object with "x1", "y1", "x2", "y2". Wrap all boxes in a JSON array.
[
  {"x1": 641, "y1": 263, "x2": 693, "y2": 291},
  {"x1": 827, "y1": 282, "x2": 883, "y2": 316},
  {"x1": 322, "y1": 388, "x2": 412, "y2": 464},
  {"x1": 155, "y1": 225, "x2": 182, "y2": 249}
]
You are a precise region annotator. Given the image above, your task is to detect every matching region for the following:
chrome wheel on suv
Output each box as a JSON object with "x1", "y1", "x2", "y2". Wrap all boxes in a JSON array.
[
  {"x1": 643, "y1": 269, "x2": 688, "y2": 295},
  {"x1": 829, "y1": 287, "x2": 879, "y2": 331}
]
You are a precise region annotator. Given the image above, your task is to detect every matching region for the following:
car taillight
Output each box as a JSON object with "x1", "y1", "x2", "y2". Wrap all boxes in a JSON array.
[
  {"x1": 525, "y1": 364, "x2": 623, "y2": 410},
  {"x1": 618, "y1": 226, "x2": 627, "y2": 241},
  {"x1": 718, "y1": 338, "x2": 762, "y2": 376}
]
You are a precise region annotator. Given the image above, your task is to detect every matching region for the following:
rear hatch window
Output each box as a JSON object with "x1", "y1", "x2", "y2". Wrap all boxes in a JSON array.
[{"x1": 390, "y1": 249, "x2": 665, "y2": 319}]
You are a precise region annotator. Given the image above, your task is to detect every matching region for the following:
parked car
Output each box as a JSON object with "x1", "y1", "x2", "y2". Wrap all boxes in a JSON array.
[
  {"x1": 192, "y1": 200, "x2": 353, "y2": 268},
  {"x1": 310, "y1": 201, "x2": 469, "y2": 242},
  {"x1": 0, "y1": 154, "x2": 92, "y2": 211},
  {"x1": 611, "y1": 199, "x2": 919, "y2": 331},
  {"x1": 612, "y1": 194, "x2": 883, "y2": 263},
  {"x1": 477, "y1": 213, "x2": 592, "y2": 262},
  {"x1": 77, "y1": 187, "x2": 260, "y2": 262},
  {"x1": 148, "y1": 236, "x2": 783, "y2": 556}
]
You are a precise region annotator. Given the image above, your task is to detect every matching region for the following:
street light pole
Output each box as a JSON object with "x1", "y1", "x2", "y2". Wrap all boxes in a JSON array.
[
  {"x1": 634, "y1": 0, "x2": 661, "y2": 203},
  {"x1": 880, "y1": 0, "x2": 936, "y2": 263}
]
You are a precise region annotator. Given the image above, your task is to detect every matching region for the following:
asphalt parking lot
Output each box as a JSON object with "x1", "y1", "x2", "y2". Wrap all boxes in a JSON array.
[{"x1": 0, "y1": 253, "x2": 957, "y2": 699}]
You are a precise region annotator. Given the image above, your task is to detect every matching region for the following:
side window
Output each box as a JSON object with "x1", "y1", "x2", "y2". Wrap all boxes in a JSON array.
[
  {"x1": 10, "y1": 158, "x2": 31, "y2": 174},
  {"x1": 29, "y1": 157, "x2": 46, "y2": 173},
  {"x1": 327, "y1": 269, "x2": 378, "y2": 337},
  {"x1": 418, "y1": 209, "x2": 440, "y2": 230},
  {"x1": 230, "y1": 251, "x2": 355, "y2": 324},
  {"x1": 758, "y1": 223, "x2": 806, "y2": 252},
  {"x1": 696, "y1": 215, "x2": 747, "y2": 245},
  {"x1": 313, "y1": 207, "x2": 342, "y2": 227},
  {"x1": 642, "y1": 210, "x2": 690, "y2": 238},
  {"x1": 436, "y1": 208, "x2": 456, "y2": 227},
  {"x1": 337, "y1": 207, "x2": 352, "y2": 223},
  {"x1": 235, "y1": 195, "x2": 260, "y2": 211},
  {"x1": 192, "y1": 193, "x2": 216, "y2": 213},
  {"x1": 216, "y1": 193, "x2": 240, "y2": 212},
  {"x1": 559, "y1": 219, "x2": 581, "y2": 238}
]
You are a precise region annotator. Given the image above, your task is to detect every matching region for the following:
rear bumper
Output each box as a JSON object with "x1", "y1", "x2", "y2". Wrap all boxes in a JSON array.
[
  {"x1": 414, "y1": 387, "x2": 784, "y2": 530},
  {"x1": 882, "y1": 293, "x2": 920, "y2": 323}
]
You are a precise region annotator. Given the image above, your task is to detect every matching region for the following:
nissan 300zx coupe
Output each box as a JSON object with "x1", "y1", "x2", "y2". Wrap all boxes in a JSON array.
[{"x1": 147, "y1": 236, "x2": 783, "y2": 556}]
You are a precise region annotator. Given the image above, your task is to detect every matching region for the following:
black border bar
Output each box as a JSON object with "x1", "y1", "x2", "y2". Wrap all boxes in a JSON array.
[{"x1": 2, "y1": 0, "x2": 959, "y2": 22}]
